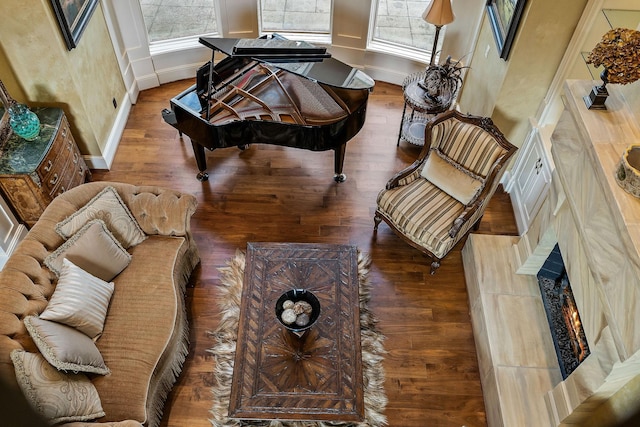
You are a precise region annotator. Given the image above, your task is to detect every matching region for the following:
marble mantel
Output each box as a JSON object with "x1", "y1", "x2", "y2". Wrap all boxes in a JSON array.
[
  {"x1": 545, "y1": 80, "x2": 640, "y2": 426},
  {"x1": 462, "y1": 80, "x2": 640, "y2": 427}
]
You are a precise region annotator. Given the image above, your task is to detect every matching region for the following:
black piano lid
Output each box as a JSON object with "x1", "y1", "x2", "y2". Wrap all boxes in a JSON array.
[
  {"x1": 198, "y1": 37, "x2": 374, "y2": 91},
  {"x1": 272, "y1": 60, "x2": 374, "y2": 90}
]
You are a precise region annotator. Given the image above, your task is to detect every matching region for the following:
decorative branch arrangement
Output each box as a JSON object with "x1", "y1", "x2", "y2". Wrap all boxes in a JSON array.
[
  {"x1": 586, "y1": 27, "x2": 640, "y2": 85},
  {"x1": 419, "y1": 56, "x2": 468, "y2": 107}
]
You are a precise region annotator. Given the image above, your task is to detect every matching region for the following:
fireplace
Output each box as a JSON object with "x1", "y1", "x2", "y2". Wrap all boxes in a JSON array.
[
  {"x1": 537, "y1": 244, "x2": 590, "y2": 379},
  {"x1": 463, "y1": 82, "x2": 640, "y2": 427}
]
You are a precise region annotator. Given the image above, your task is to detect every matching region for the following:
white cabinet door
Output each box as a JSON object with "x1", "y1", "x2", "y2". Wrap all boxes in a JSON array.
[{"x1": 509, "y1": 125, "x2": 552, "y2": 234}]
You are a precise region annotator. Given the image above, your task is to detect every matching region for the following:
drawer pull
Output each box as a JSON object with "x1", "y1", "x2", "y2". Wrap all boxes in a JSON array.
[
  {"x1": 73, "y1": 152, "x2": 78, "y2": 164},
  {"x1": 67, "y1": 141, "x2": 72, "y2": 151},
  {"x1": 43, "y1": 160, "x2": 53, "y2": 172},
  {"x1": 57, "y1": 187, "x2": 66, "y2": 196},
  {"x1": 50, "y1": 174, "x2": 59, "y2": 186}
]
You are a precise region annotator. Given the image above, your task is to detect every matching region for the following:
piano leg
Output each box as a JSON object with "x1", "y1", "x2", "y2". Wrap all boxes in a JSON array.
[
  {"x1": 333, "y1": 144, "x2": 347, "y2": 183},
  {"x1": 191, "y1": 140, "x2": 210, "y2": 181}
]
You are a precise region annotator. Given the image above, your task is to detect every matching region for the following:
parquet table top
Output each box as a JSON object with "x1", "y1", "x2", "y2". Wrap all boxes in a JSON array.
[{"x1": 229, "y1": 242, "x2": 364, "y2": 422}]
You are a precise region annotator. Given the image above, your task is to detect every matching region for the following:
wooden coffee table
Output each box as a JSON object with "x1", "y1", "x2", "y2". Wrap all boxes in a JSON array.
[{"x1": 229, "y1": 242, "x2": 364, "y2": 422}]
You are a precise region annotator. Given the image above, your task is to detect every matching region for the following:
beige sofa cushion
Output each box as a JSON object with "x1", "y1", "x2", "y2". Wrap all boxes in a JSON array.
[
  {"x1": 92, "y1": 235, "x2": 186, "y2": 423},
  {"x1": 420, "y1": 150, "x2": 483, "y2": 205},
  {"x1": 56, "y1": 186, "x2": 147, "y2": 249},
  {"x1": 11, "y1": 350, "x2": 105, "y2": 424},
  {"x1": 44, "y1": 219, "x2": 131, "y2": 282},
  {"x1": 24, "y1": 316, "x2": 110, "y2": 375},
  {"x1": 40, "y1": 259, "x2": 114, "y2": 339}
]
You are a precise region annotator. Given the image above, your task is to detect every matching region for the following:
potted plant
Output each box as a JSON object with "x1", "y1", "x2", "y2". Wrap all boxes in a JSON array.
[
  {"x1": 418, "y1": 56, "x2": 466, "y2": 109},
  {"x1": 584, "y1": 27, "x2": 640, "y2": 109}
]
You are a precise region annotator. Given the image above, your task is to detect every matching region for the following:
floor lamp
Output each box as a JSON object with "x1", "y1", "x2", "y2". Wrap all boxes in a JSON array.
[{"x1": 422, "y1": 0, "x2": 455, "y2": 66}]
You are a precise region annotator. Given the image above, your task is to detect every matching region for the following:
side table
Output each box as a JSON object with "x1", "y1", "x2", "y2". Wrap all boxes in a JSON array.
[
  {"x1": 397, "y1": 71, "x2": 450, "y2": 146},
  {"x1": 0, "y1": 108, "x2": 91, "y2": 227}
]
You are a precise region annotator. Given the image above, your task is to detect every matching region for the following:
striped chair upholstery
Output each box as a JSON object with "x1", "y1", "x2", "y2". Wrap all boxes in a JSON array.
[
  {"x1": 374, "y1": 110, "x2": 518, "y2": 274},
  {"x1": 377, "y1": 178, "x2": 464, "y2": 259},
  {"x1": 431, "y1": 118, "x2": 509, "y2": 179}
]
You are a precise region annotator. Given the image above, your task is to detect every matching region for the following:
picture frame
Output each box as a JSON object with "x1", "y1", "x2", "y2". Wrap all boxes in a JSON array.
[
  {"x1": 486, "y1": 0, "x2": 528, "y2": 60},
  {"x1": 51, "y1": 0, "x2": 100, "y2": 50}
]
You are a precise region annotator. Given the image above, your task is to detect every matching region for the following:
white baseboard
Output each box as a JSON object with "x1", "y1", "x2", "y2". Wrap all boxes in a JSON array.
[
  {"x1": 157, "y1": 64, "x2": 202, "y2": 85},
  {"x1": 124, "y1": 72, "x2": 140, "y2": 104},
  {"x1": 365, "y1": 66, "x2": 406, "y2": 86},
  {"x1": 83, "y1": 93, "x2": 132, "y2": 170},
  {"x1": 137, "y1": 74, "x2": 162, "y2": 91}
]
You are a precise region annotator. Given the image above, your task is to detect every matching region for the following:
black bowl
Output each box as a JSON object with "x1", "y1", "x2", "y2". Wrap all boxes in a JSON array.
[{"x1": 275, "y1": 289, "x2": 321, "y2": 333}]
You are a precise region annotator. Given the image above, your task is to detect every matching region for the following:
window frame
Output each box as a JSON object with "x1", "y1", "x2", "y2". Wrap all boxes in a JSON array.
[
  {"x1": 144, "y1": 0, "x2": 223, "y2": 55},
  {"x1": 366, "y1": 0, "x2": 445, "y2": 65},
  {"x1": 257, "y1": 0, "x2": 333, "y2": 45}
]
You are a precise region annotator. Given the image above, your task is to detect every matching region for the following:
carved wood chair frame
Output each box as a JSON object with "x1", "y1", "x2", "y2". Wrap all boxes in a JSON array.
[{"x1": 374, "y1": 110, "x2": 518, "y2": 274}]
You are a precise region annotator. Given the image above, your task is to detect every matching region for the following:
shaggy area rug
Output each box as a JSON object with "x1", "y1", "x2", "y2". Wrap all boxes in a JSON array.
[{"x1": 208, "y1": 250, "x2": 388, "y2": 427}]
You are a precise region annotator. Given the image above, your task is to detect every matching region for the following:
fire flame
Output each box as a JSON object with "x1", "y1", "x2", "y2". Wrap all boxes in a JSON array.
[{"x1": 562, "y1": 291, "x2": 587, "y2": 362}]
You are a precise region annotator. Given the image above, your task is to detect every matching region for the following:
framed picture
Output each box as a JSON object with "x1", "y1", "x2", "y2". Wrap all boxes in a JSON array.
[
  {"x1": 51, "y1": 0, "x2": 100, "y2": 50},
  {"x1": 486, "y1": 0, "x2": 528, "y2": 60}
]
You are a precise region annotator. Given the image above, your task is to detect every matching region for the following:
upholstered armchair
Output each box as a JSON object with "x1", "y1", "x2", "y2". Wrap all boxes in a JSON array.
[{"x1": 374, "y1": 110, "x2": 517, "y2": 274}]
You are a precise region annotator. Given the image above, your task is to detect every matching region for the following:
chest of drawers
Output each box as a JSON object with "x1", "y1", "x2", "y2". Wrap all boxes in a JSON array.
[{"x1": 0, "y1": 107, "x2": 91, "y2": 227}]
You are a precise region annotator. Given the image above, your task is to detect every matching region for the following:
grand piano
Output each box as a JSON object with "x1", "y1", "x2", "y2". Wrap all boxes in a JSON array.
[{"x1": 162, "y1": 35, "x2": 375, "y2": 182}]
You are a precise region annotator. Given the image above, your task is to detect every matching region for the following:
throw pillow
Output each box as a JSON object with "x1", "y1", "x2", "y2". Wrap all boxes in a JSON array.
[
  {"x1": 10, "y1": 350, "x2": 105, "y2": 424},
  {"x1": 56, "y1": 186, "x2": 147, "y2": 249},
  {"x1": 40, "y1": 258, "x2": 115, "y2": 339},
  {"x1": 24, "y1": 316, "x2": 110, "y2": 375},
  {"x1": 44, "y1": 219, "x2": 131, "y2": 282},
  {"x1": 420, "y1": 150, "x2": 484, "y2": 205}
]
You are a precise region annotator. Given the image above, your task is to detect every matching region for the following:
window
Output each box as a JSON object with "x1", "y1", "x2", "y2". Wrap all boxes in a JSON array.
[
  {"x1": 259, "y1": 0, "x2": 332, "y2": 43},
  {"x1": 369, "y1": 0, "x2": 443, "y2": 63},
  {"x1": 139, "y1": 0, "x2": 219, "y2": 43}
]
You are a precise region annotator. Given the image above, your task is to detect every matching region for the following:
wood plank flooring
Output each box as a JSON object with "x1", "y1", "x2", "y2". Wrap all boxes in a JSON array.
[{"x1": 91, "y1": 79, "x2": 519, "y2": 427}]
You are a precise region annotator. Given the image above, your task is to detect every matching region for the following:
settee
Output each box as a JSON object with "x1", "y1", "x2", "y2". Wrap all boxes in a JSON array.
[{"x1": 0, "y1": 181, "x2": 200, "y2": 426}]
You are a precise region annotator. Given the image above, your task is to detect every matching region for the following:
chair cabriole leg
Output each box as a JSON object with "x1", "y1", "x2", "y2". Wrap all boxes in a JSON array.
[
  {"x1": 374, "y1": 212, "x2": 382, "y2": 231},
  {"x1": 473, "y1": 215, "x2": 484, "y2": 231},
  {"x1": 430, "y1": 260, "x2": 440, "y2": 275}
]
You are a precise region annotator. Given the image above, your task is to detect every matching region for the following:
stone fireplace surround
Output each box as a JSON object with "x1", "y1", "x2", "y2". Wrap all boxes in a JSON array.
[
  {"x1": 462, "y1": 80, "x2": 640, "y2": 427},
  {"x1": 536, "y1": 246, "x2": 590, "y2": 380}
]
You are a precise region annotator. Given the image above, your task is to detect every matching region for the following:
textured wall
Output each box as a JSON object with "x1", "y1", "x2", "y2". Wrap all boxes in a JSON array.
[
  {"x1": 0, "y1": 45, "x2": 26, "y2": 102},
  {"x1": 0, "y1": 0, "x2": 126, "y2": 156},
  {"x1": 458, "y1": 0, "x2": 588, "y2": 148},
  {"x1": 456, "y1": 14, "x2": 507, "y2": 119}
]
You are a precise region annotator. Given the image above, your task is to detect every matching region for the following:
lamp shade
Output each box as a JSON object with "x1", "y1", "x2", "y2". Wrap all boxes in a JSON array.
[{"x1": 422, "y1": 0, "x2": 455, "y2": 26}]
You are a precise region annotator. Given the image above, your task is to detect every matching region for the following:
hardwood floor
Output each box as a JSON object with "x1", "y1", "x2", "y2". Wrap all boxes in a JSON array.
[{"x1": 91, "y1": 80, "x2": 519, "y2": 427}]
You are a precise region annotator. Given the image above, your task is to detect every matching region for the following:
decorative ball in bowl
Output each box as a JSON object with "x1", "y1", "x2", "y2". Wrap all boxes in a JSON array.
[{"x1": 275, "y1": 289, "x2": 321, "y2": 333}]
